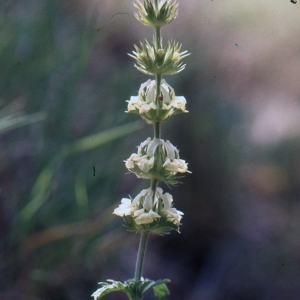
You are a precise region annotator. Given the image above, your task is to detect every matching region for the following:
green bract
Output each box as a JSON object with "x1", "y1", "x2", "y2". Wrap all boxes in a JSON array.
[
  {"x1": 128, "y1": 37, "x2": 190, "y2": 76},
  {"x1": 124, "y1": 214, "x2": 181, "y2": 235},
  {"x1": 134, "y1": 0, "x2": 178, "y2": 27}
]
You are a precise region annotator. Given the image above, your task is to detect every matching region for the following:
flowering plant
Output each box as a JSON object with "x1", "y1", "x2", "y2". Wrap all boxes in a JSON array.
[{"x1": 92, "y1": 1, "x2": 189, "y2": 299}]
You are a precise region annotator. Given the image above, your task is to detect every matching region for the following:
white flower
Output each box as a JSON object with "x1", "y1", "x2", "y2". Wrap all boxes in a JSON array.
[
  {"x1": 163, "y1": 157, "x2": 189, "y2": 173},
  {"x1": 125, "y1": 152, "x2": 141, "y2": 169},
  {"x1": 136, "y1": 155, "x2": 155, "y2": 172},
  {"x1": 125, "y1": 138, "x2": 161, "y2": 173},
  {"x1": 160, "y1": 192, "x2": 184, "y2": 225},
  {"x1": 132, "y1": 188, "x2": 157, "y2": 211},
  {"x1": 126, "y1": 80, "x2": 156, "y2": 114},
  {"x1": 137, "y1": 138, "x2": 161, "y2": 172},
  {"x1": 160, "y1": 79, "x2": 187, "y2": 112},
  {"x1": 162, "y1": 140, "x2": 189, "y2": 173},
  {"x1": 113, "y1": 198, "x2": 136, "y2": 216},
  {"x1": 132, "y1": 188, "x2": 151, "y2": 206},
  {"x1": 139, "y1": 102, "x2": 157, "y2": 114},
  {"x1": 134, "y1": 208, "x2": 161, "y2": 225}
]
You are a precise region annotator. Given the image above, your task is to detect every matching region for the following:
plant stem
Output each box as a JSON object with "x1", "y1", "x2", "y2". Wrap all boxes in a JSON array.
[
  {"x1": 133, "y1": 13, "x2": 163, "y2": 297},
  {"x1": 154, "y1": 121, "x2": 161, "y2": 139},
  {"x1": 154, "y1": 20, "x2": 162, "y2": 138},
  {"x1": 134, "y1": 231, "x2": 150, "y2": 282},
  {"x1": 154, "y1": 0, "x2": 159, "y2": 12},
  {"x1": 155, "y1": 26, "x2": 161, "y2": 48}
]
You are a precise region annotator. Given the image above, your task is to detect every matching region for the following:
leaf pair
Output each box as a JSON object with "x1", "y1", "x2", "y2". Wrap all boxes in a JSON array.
[{"x1": 92, "y1": 278, "x2": 170, "y2": 300}]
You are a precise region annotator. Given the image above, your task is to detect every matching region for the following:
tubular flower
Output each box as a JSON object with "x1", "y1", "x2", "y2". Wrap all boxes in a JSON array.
[
  {"x1": 126, "y1": 79, "x2": 188, "y2": 123},
  {"x1": 162, "y1": 140, "x2": 189, "y2": 173},
  {"x1": 128, "y1": 37, "x2": 189, "y2": 76},
  {"x1": 134, "y1": 209, "x2": 161, "y2": 225},
  {"x1": 160, "y1": 192, "x2": 183, "y2": 225},
  {"x1": 134, "y1": 0, "x2": 178, "y2": 27},
  {"x1": 113, "y1": 198, "x2": 137, "y2": 216}
]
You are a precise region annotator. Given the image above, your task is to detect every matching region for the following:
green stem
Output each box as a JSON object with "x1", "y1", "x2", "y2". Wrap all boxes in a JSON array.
[
  {"x1": 154, "y1": 0, "x2": 159, "y2": 12},
  {"x1": 134, "y1": 231, "x2": 150, "y2": 282},
  {"x1": 155, "y1": 26, "x2": 161, "y2": 48},
  {"x1": 151, "y1": 178, "x2": 159, "y2": 194},
  {"x1": 154, "y1": 121, "x2": 161, "y2": 139},
  {"x1": 132, "y1": 13, "x2": 163, "y2": 298},
  {"x1": 155, "y1": 73, "x2": 161, "y2": 139}
]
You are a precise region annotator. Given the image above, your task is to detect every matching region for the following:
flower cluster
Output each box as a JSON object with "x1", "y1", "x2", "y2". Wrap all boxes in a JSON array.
[
  {"x1": 134, "y1": 0, "x2": 178, "y2": 27},
  {"x1": 125, "y1": 137, "x2": 189, "y2": 184},
  {"x1": 129, "y1": 38, "x2": 189, "y2": 75},
  {"x1": 126, "y1": 79, "x2": 187, "y2": 123},
  {"x1": 114, "y1": 187, "x2": 183, "y2": 227}
]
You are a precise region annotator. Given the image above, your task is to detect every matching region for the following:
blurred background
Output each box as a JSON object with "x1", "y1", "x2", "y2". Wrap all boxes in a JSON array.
[{"x1": 1, "y1": 0, "x2": 300, "y2": 299}]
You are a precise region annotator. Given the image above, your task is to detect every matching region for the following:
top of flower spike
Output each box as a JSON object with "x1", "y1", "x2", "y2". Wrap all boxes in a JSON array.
[{"x1": 134, "y1": 0, "x2": 178, "y2": 27}]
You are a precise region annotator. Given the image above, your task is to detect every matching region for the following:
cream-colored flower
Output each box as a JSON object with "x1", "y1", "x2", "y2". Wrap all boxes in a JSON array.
[
  {"x1": 160, "y1": 79, "x2": 187, "y2": 112},
  {"x1": 134, "y1": 208, "x2": 161, "y2": 225},
  {"x1": 113, "y1": 198, "x2": 136, "y2": 216},
  {"x1": 132, "y1": 187, "x2": 157, "y2": 212},
  {"x1": 163, "y1": 157, "x2": 189, "y2": 173},
  {"x1": 160, "y1": 192, "x2": 183, "y2": 225},
  {"x1": 162, "y1": 140, "x2": 189, "y2": 173},
  {"x1": 127, "y1": 80, "x2": 158, "y2": 115},
  {"x1": 125, "y1": 138, "x2": 161, "y2": 173}
]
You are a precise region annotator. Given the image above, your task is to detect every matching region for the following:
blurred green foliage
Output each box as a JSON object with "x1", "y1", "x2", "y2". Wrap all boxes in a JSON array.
[{"x1": 0, "y1": 1, "x2": 145, "y2": 298}]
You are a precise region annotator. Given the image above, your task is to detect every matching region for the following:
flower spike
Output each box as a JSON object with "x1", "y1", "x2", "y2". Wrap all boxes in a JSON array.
[{"x1": 92, "y1": 0, "x2": 189, "y2": 298}]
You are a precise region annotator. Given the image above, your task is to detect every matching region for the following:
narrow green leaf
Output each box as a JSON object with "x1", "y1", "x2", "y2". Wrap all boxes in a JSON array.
[
  {"x1": 0, "y1": 111, "x2": 46, "y2": 134},
  {"x1": 66, "y1": 121, "x2": 143, "y2": 155},
  {"x1": 21, "y1": 121, "x2": 143, "y2": 222}
]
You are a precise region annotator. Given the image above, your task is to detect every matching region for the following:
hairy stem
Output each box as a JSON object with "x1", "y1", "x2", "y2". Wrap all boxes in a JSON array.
[{"x1": 134, "y1": 231, "x2": 150, "y2": 282}]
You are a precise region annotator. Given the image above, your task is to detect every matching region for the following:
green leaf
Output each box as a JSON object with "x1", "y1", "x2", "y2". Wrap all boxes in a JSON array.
[
  {"x1": 66, "y1": 121, "x2": 143, "y2": 155},
  {"x1": 20, "y1": 121, "x2": 143, "y2": 222},
  {"x1": 153, "y1": 282, "x2": 170, "y2": 299},
  {"x1": 92, "y1": 278, "x2": 171, "y2": 300},
  {"x1": 126, "y1": 278, "x2": 171, "y2": 299},
  {"x1": 0, "y1": 111, "x2": 46, "y2": 134},
  {"x1": 92, "y1": 280, "x2": 128, "y2": 299}
]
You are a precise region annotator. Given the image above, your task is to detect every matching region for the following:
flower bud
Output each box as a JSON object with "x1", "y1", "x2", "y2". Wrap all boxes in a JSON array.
[
  {"x1": 134, "y1": 0, "x2": 178, "y2": 27},
  {"x1": 128, "y1": 37, "x2": 189, "y2": 76}
]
